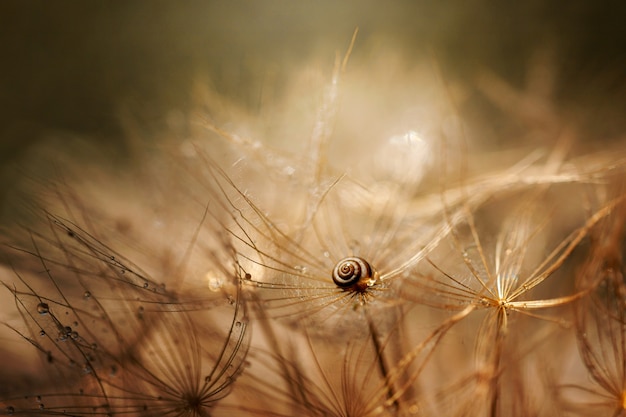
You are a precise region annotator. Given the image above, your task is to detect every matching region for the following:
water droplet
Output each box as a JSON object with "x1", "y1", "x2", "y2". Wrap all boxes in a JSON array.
[
  {"x1": 205, "y1": 375, "x2": 211, "y2": 383},
  {"x1": 83, "y1": 291, "x2": 91, "y2": 299},
  {"x1": 143, "y1": 282, "x2": 149, "y2": 289},
  {"x1": 37, "y1": 303, "x2": 49, "y2": 315},
  {"x1": 38, "y1": 403, "x2": 44, "y2": 410},
  {"x1": 235, "y1": 321, "x2": 242, "y2": 327},
  {"x1": 82, "y1": 363, "x2": 93, "y2": 374},
  {"x1": 58, "y1": 326, "x2": 72, "y2": 341},
  {"x1": 6, "y1": 406, "x2": 14, "y2": 415},
  {"x1": 91, "y1": 343, "x2": 98, "y2": 350},
  {"x1": 282, "y1": 165, "x2": 295, "y2": 176},
  {"x1": 36, "y1": 396, "x2": 42, "y2": 403},
  {"x1": 39, "y1": 330, "x2": 45, "y2": 337},
  {"x1": 70, "y1": 331, "x2": 79, "y2": 340},
  {"x1": 206, "y1": 271, "x2": 224, "y2": 292}
]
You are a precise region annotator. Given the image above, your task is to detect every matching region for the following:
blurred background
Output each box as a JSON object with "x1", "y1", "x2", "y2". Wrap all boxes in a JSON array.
[{"x1": 0, "y1": 0, "x2": 625, "y2": 201}]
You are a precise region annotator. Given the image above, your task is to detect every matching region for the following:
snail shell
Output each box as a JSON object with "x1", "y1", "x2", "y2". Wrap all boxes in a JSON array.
[{"x1": 332, "y1": 257, "x2": 378, "y2": 291}]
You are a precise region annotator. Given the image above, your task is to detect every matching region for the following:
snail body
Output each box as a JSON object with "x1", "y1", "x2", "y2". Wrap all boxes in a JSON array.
[{"x1": 332, "y1": 256, "x2": 379, "y2": 292}]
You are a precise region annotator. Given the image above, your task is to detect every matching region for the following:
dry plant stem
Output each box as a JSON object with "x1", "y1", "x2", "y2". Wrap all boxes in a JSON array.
[
  {"x1": 363, "y1": 307, "x2": 398, "y2": 411},
  {"x1": 488, "y1": 312, "x2": 506, "y2": 417},
  {"x1": 308, "y1": 27, "x2": 358, "y2": 188}
]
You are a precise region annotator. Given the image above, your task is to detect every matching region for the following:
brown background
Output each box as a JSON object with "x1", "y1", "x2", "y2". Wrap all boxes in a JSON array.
[{"x1": 0, "y1": 0, "x2": 624, "y2": 189}]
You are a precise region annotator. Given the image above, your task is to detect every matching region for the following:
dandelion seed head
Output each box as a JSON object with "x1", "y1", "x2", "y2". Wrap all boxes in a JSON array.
[{"x1": 1, "y1": 20, "x2": 625, "y2": 417}]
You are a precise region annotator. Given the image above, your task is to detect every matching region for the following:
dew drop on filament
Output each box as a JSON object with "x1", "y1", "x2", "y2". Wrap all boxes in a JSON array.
[
  {"x1": 37, "y1": 303, "x2": 49, "y2": 315},
  {"x1": 206, "y1": 271, "x2": 224, "y2": 292},
  {"x1": 58, "y1": 326, "x2": 72, "y2": 341}
]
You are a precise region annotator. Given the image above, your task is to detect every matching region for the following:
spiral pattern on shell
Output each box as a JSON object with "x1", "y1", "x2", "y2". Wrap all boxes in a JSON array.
[{"x1": 332, "y1": 257, "x2": 374, "y2": 288}]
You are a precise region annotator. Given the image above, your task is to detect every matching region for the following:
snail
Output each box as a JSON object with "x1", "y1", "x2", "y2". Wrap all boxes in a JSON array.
[{"x1": 332, "y1": 257, "x2": 379, "y2": 292}]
